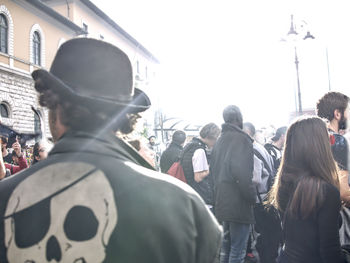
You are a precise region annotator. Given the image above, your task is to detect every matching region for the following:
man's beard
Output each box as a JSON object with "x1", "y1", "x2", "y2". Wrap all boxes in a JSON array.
[{"x1": 339, "y1": 114, "x2": 348, "y2": 130}]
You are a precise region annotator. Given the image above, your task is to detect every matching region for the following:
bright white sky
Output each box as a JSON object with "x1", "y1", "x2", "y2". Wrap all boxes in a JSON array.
[{"x1": 93, "y1": 0, "x2": 350, "y2": 129}]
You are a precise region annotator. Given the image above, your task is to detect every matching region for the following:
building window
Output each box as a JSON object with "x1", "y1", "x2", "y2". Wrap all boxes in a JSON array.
[
  {"x1": 0, "y1": 102, "x2": 9, "y2": 118},
  {"x1": 33, "y1": 31, "x2": 41, "y2": 65},
  {"x1": 34, "y1": 111, "x2": 41, "y2": 134},
  {"x1": 0, "y1": 14, "x2": 7, "y2": 53}
]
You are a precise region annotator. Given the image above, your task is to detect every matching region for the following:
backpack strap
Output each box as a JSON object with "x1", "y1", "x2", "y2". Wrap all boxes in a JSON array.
[
  {"x1": 253, "y1": 148, "x2": 272, "y2": 175},
  {"x1": 256, "y1": 186, "x2": 263, "y2": 203},
  {"x1": 180, "y1": 139, "x2": 205, "y2": 162}
]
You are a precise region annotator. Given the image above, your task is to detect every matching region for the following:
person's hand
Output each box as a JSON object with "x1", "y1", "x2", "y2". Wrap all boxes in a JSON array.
[{"x1": 12, "y1": 142, "x2": 23, "y2": 157}]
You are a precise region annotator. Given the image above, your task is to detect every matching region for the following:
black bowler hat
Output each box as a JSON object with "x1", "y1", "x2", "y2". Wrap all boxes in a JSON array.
[{"x1": 32, "y1": 38, "x2": 151, "y2": 113}]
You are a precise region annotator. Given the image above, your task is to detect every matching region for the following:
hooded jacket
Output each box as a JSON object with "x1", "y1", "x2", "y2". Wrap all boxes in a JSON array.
[
  {"x1": 0, "y1": 131, "x2": 221, "y2": 263},
  {"x1": 210, "y1": 123, "x2": 256, "y2": 224}
]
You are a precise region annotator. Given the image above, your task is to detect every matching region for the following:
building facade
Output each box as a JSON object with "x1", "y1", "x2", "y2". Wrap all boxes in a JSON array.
[{"x1": 0, "y1": 0, "x2": 158, "y2": 138}]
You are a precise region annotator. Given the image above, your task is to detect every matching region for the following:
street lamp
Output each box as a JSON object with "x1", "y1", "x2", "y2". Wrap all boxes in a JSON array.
[{"x1": 285, "y1": 15, "x2": 315, "y2": 115}]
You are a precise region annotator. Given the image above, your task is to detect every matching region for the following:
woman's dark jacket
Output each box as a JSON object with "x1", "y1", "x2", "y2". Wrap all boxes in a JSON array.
[
  {"x1": 279, "y1": 182, "x2": 344, "y2": 263},
  {"x1": 210, "y1": 123, "x2": 256, "y2": 224}
]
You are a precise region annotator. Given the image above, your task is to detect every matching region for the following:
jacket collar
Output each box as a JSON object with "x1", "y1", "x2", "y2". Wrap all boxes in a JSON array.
[
  {"x1": 221, "y1": 123, "x2": 254, "y2": 142},
  {"x1": 169, "y1": 142, "x2": 183, "y2": 150},
  {"x1": 192, "y1": 137, "x2": 207, "y2": 147},
  {"x1": 49, "y1": 130, "x2": 155, "y2": 170}
]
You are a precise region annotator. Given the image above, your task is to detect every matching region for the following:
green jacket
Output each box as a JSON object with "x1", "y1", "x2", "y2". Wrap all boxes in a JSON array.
[{"x1": 0, "y1": 130, "x2": 222, "y2": 263}]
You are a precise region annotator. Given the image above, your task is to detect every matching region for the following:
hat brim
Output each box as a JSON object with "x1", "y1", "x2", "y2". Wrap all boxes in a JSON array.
[
  {"x1": 32, "y1": 69, "x2": 151, "y2": 113},
  {"x1": 271, "y1": 135, "x2": 279, "y2": 142}
]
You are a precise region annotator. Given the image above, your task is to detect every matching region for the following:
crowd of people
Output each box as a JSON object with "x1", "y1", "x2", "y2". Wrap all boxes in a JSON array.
[
  {"x1": 159, "y1": 92, "x2": 349, "y2": 263},
  {"x1": 0, "y1": 37, "x2": 348, "y2": 263},
  {"x1": 0, "y1": 137, "x2": 49, "y2": 179}
]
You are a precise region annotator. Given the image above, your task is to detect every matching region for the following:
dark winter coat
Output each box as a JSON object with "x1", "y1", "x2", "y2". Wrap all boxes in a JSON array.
[
  {"x1": 0, "y1": 131, "x2": 222, "y2": 263},
  {"x1": 210, "y1": 123, "x2": 256, "y2": 224},
  {"x1": 160, "y1": 142, "x2": 183, "y2": 173}
]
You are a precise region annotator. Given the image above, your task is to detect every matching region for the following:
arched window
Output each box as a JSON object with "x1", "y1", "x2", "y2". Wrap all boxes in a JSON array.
[
  {"x1": 0, "y1": 14, "x2": 7, "y2": 53},
  {"x1": 33, "y1": 31, "x2": 41, "y2": 65},
  {"x1": 29, "y1": 24, "x2": 45, "y2": 67},
  {"x1": 34, "y1": 110, "x2": 41, "y2": 134},
  {"x1": 0, "y1": 102, "x2": 9, "y2": 118}
]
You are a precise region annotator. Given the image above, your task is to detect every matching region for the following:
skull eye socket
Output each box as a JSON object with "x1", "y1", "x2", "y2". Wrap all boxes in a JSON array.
[
  {"x1": 13, "y1": 199, "x2": 51, "y2": 248},
  {"x1": 64, "y1": 205, "x2": 99, "y2": 241}
]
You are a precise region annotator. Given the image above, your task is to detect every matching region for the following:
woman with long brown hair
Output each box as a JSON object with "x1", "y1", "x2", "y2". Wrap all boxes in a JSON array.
[{"x1": 269, "y1": 116, "x2": 344, "y2": 263}]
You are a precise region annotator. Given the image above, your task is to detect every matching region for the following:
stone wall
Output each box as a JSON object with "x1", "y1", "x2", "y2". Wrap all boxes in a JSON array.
[{"x1": 0, "y1": 67, "x2": 48, "y2": 138}]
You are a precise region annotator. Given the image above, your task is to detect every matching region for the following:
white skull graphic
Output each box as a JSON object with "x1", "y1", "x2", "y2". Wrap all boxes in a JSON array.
[{"x1": 4, "y1": 162, "x2": 117, "y2": 263}]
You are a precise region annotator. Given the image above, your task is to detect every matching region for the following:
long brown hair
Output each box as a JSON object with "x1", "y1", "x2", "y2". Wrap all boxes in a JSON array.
[{"x1": 269, "y1": 116, "x2": 339, "y2": 219}]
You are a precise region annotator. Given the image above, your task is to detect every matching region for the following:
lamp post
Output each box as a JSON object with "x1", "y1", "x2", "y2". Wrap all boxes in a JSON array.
[{"x1": 285, "y1": 15, "x2": 315, "y2": 115}]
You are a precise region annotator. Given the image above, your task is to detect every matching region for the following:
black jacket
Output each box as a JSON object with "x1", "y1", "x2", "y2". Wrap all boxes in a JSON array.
[
  {"x1": 264, "y1": 143, "x2": 282, "y2": 171},
  {"x1": 0, "y1": 131, "x2": 222, "y2": 263},
  {"x1": 279, "y1": 183, "x2": 344, "y2": 263},
  {"x1": 160, "y1": 142, "x2": 183, "y2": 173},
  {"x1": 181, "y1": 138, "x2": 214, "y2": 205},
  {"x1": 210, "y1": 123, "x2": 256, "y2": 224}
]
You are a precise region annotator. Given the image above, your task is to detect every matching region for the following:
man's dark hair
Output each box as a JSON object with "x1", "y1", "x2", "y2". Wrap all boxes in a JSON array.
[
  {"x1": 316, "y1": 92, "x2": 349, "y2": 121},
  {"x1": 31, "y1": 141, "x2": 41, "y2": 165},
  {"x1": 199, "y1": 123, "x2": 220, "y2": 140},
  {"x1": 35, "y1": 81, "x2": 139, "y2": 134},
  {"x1": 172, "y1": 130, "x2": 186, "y2": 145},
  {"x1": 271, "y1": 126, "x2": 287, "y2": 142},
  {"x1": 223, "y1": 105, "x2": 243, "y2": 129},
  {"x1": 11, "y1": 150, "x2": 18, "y2": 158},
  {"x1": 128, "y1": 140, "x2": 141, "y2": 151},
  {"x1": 1, "y1": 136, "x2": 8, "y2": 145},
  {"x1": 243, "y1": 122, "x2": 256, "y2": 137}
]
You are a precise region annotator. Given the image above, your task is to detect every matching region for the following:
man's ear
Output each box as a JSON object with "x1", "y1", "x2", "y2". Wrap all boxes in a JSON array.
[{"x1": 334, "y1": 109, "x2": 342, "y2": 121}]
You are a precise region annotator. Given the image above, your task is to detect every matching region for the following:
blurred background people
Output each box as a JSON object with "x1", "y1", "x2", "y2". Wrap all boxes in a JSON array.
[
  {"x1": 3, "y1": 141, "x2": 28, "y2": 176},
  {"x1": 243, "y1": 122, "x2": 281, "y2": 263},
  {"x1": 316, "y1": 92, "x2": 350, "y2": 245},
  {"x1": 264, "y1": 126, "x2": 287, "y2": 172},
  {"x1": 128, "y1": 139, "x2": 156, "y2": 168},
  {"x1": 210, "y1": 105, "x2": 256, "y2": 263},
  {"x1": 181, "y1": 123, "x2": 220, "y2": 210},
  {"x1": 147, "y1": 135, "x2": 161, "y2": 170},
  {"x1": 31, "y1": 141, "x2": 49, "y2": 165},
  {"x1": 160, "y1": 130, "x2": 186, "y2": 173},
  {"x1": 1, "y1": 136, "x2": 12, "y2": 164}
]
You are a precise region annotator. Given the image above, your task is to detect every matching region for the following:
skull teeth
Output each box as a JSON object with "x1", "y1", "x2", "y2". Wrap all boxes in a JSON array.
[{"x1": 73, "y1": 258, "x2": 86, "y2": 263}]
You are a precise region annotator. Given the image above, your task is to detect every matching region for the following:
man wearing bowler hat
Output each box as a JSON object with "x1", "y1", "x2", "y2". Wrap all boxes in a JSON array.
[{"x1": 0, "y1": 38, "x2": 221, "y2": 263}]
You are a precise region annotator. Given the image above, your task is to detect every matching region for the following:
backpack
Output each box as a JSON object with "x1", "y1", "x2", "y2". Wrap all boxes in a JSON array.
[
  {"x1": 167, "y1": 138, "x2": 205, "y2": 184},
  {"x1": 264, "y1": 143, "x2": 281, "y2": 171},
  {"x1": 167, "y1": 161, "x2": 187, "y2": 183}
]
